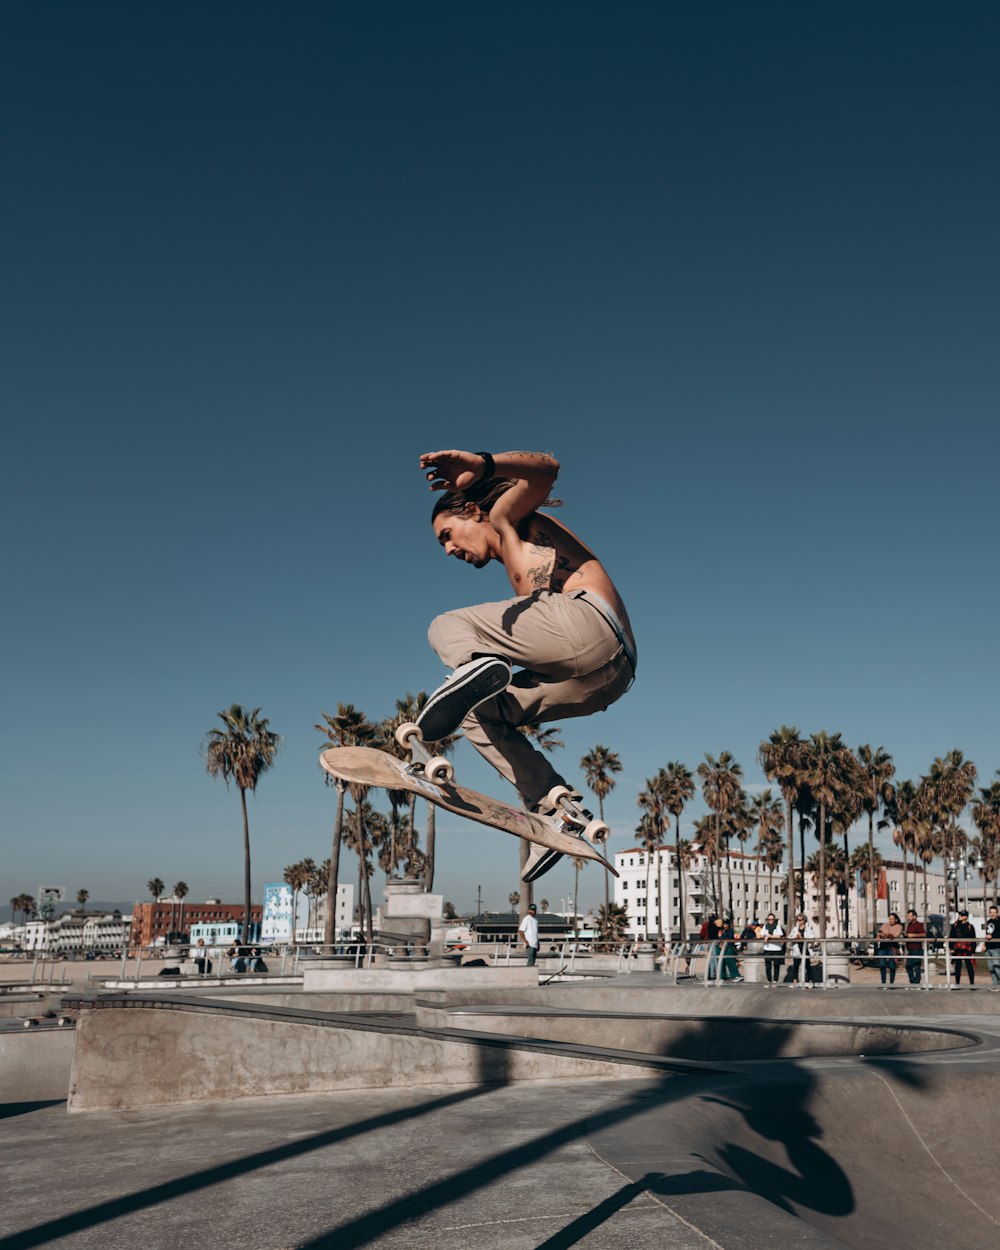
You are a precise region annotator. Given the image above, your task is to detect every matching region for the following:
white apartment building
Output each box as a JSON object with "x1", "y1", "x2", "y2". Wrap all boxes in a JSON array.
[
  {"x1": 615, "y1": 846, "x2": 786, "y2": 938},
  {"x1": 18, "y1": 911, "x2": 131, "y2": 954},
  {"x1": 615, "y1": 847, "x2": 959, "y2": 939}
]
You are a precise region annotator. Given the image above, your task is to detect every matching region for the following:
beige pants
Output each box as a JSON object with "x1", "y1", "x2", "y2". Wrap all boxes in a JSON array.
[{"x1": 427, "y1": 590, "x2": 636, "y2": 807}]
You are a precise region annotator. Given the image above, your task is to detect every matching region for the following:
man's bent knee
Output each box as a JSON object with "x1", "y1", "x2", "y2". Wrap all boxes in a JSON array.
[{"x1": 427, "y1": 612, "x2": 465, "y2": 666}]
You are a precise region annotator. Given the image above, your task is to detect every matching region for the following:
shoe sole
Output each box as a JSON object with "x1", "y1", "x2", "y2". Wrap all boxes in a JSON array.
[
  {"x1": 522, "y1": 848, "x2": 564, "y2": 883},
  {"x1": 417, "y1": 661, "x2": 510, "y2": 741}
]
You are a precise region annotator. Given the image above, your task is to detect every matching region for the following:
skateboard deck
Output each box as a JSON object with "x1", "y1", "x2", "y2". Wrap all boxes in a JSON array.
[{"x1": 319, "y1": 746, "x2": 618, "y2": 876}]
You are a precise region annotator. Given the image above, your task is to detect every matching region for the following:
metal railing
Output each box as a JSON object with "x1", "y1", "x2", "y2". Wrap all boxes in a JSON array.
[{"x1": 660, "y1": 936, "x2": 1000, "y2": 989}]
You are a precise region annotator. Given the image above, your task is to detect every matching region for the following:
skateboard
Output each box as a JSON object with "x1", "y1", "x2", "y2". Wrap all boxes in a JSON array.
[{"x1": 319, "y1": 726, "x2": 617, "y2": 878}]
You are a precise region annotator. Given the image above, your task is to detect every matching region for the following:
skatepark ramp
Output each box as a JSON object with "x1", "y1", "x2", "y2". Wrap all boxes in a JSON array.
[{"x1": 587, "y1": 1061, "x2": 1000, "y2": 1250}]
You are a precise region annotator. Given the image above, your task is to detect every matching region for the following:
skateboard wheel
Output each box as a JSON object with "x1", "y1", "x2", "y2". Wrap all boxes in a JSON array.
[
  {"x1": 396, "y1": 721, "x2": 423, "y2": 750},
  {"x1": 544, "y1": 785, "x2": 574, "y2": 810},
  {"x1": 581, "y1": 819, "x2": 610, "y2": 846},
  {"x1": 425, "y1": 756, "x2": 454, "y2": 784}
]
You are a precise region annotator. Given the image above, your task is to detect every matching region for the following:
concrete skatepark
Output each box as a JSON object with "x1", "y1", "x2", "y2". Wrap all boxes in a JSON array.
[{"x1": 3, "y1": 958, "x2": 1000, "y2": 1250}]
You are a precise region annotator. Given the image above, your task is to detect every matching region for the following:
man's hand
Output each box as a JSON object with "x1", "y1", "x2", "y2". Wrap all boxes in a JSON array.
[{"x1": 419, "y1": 449, "x2": 487, "y2": 493}]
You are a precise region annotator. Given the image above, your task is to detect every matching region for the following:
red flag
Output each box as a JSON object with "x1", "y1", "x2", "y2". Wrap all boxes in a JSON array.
[{"x1": 876, "y1": 867, "x2": 888, "y2": 900}]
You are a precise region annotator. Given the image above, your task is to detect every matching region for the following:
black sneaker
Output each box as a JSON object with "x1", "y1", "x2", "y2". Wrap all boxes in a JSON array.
[
  {"x1": 522, "y1": 842, "x2": 564, "y2": 883},
  {"x1": 416, "y1": 656, "x2": 512, "y2": 742}
]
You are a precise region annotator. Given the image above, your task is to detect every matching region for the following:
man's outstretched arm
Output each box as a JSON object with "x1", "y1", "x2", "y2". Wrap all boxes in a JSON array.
[{"x1": 420, "y1": 449, "x2": 559, "y2": 530}]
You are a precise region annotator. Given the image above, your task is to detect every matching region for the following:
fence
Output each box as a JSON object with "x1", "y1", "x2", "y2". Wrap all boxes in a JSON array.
[{"x1": 661, "y1": 936, "x2": 1000, "y2": 989}]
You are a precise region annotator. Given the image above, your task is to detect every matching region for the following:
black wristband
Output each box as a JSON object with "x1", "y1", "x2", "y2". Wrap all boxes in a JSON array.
[{"x1": 474, "y1": 451, "x2": 495, "y2": 480}]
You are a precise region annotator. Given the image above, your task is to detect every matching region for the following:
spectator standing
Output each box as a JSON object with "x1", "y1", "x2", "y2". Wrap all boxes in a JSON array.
[
  {"x1": 949, "y1": 909, "x2": 977, "y2": 987},
  {"x1": 518, "y1": 903, "x2": 539, "y2": 967},
  {"x1": 904, "y1": 909, "x2": 926, "y2": 986},
  {"x1": 761, "y1": 914, "x2": 785, "y2": 986},
  {"x1": 876, "y1": 913, "x2": 903, "y2": 987},
  {"x1": 984, "y1": 904, "x2": 1000, "y2": 990},
  {"x1": 784, "y1": 914, "x2": 814, "y2": 986},
  {"x1": 704, "y1": 914, "x2": 722, "y2": 981},
  {"x1": 719, "y1": 917, "x2": 742, "y2": 982}
]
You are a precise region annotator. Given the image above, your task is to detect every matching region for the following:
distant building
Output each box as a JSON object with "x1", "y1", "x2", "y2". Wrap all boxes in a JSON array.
[
  {"x1": 258, "y1": 882, "x2": 354, "y2": 943},
  {"x1": 615, "y1": 845, "x2": 785, "y2": 938},
  {"x1": 129, "y1": 900, "x2": 261, "y2": 948},
  {"x1": 18, "y1": 910, "x2": 131, "y2": 954}
]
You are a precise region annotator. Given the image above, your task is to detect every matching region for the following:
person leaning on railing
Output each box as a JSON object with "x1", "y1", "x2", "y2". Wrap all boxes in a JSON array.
[
  {"x1": 760, "y1": 914, "x2": 785, "y2": 986},
  {"x1": 876, "y1": 913, "x2": 903, "y2": 987},
  {"x1": 949, "y1": 910, "x2": 976, "y2": 987},
  {"x1": 985, "y1": 904, "x2": 1000, "y2": 990},
  {"x1": 904, "y1": 909, "x2": 926, "y2": 986}
]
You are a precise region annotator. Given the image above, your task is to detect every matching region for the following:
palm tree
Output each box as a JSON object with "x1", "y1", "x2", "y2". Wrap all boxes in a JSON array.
[
  {"x1": 596, "y1": 901, "x2": 629, "y2": 944},
  {"x1": 697, "y1": 752, "x2": 744, "y2": 918},
  {"x1": 849, "y1": 843, "x2": 883, "y2": 928},
  {"x1": 799, "y1": 732, "x2": 857, "y2": 939},
  {"x1": 173, "y1": 882, "x2": 189, "y2": 938},
  {"x1": 382, "y1": 693, "x2": 460, "y2": 891},
  {"x1": 637, "y1": 772, "x2": 669, "y2": 939},
  {"x1": 581, "y1": 745, "x2": 623, "y2": 913},
  {"x1": 11, "y1": 894, "x2": 35, "y2": 927},
  {"x1": 283, "y1": 860, "x2": 309, "y2": 940},
  {"x1": 316, "y1": 704, "x2": 379, "y2": 943},
  {"x1": 972, "y1": 774, "x2": 1000, "y2": 898},
  {"x1": 508, "y1": 891, "x2": 520, "y2": 910},
  {"x1": 204, "y1": 704, "x2": 281, "y2": 941},
  {"x1": 749, "y1": 790, "x2": 784, "y2": 924},
  {"x1": 758, "y1": 727, "x2": 804, "y2": 924},
  {"x1": 857, "y1": 745, "x2": 896, "y2": 935},
  {"x1": 570, "y1": 856, "x2": 588, "y2": 939},
  {"x1": 662, "y1": 762, "x2": 695, "y2": 936},
  {"x1": 76, "y1": 888, "x2": 90, "y2": 909},
  {"x1": 147, "y1": 877, "x2": 164, "y2": 904},
  {"x1": 674, "y1": 839, "x2": 696, "y2": 942},
  {"x1": 306, "y1": 859, "x2": 326, "y2": 937},
  {"x1": 343, "y1": 798, "x2": 385, "y2": 943}
]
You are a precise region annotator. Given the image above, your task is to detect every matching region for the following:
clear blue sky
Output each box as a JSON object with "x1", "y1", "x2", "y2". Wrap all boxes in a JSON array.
[{"x1": 3, "y1": 2, "x2": 998, "y2": 916}]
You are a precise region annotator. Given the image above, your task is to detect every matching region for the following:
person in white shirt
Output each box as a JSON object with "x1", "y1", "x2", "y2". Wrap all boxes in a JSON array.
[
  {"x1": 760, "y1": 913, "x2": 785, "y2": 985},
  {"x1": 518, "y1": 903, "x2": 539, "y2": 967}
]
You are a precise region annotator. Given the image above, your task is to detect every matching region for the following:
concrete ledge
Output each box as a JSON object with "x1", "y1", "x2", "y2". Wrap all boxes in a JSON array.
[
  {"x1": 66, "y1": 995, "x2": 711, "y2": 1111},
  {"x1": 302, "y1": 965, "x2": 539, "y2": 991},
  {"x1": 0, "y1": 1027, "x2": 75, "y2": 1101},
  {"x1": 415, "y1": 1005, "x2": 978, "y2": 1058}
]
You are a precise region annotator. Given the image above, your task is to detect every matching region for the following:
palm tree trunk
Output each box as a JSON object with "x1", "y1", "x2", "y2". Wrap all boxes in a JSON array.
[
  {"x1": 818, "y1": 801, "x2": 827, "y2": 940},
  {"x1": 324, "y1": 781, "x2": 346, "y2": 944},
  {"x1": 598, "y1": 796, "x2": 610, "y2": 915},
  {"x1": 785, "y1": 801, "x2": 795, "y2": 926},
  {"x1": 675, "y1": 818, "x2": 685, "y2": 942},
  {"x1": 424, "y1": 801, "x2": 436, "y2": 891},
  {"x1": 657, "y1": 849, "x2": 664, "y2": 941},
  {"x1": 867, "y1": 811, "x2": 876, "y2": 937},
  {"x1": 799, "y1": 812, "x2": 806, "y2": 911},
  {"x1": 240, "y1": 786, "x2": 252, "y2": 942}
]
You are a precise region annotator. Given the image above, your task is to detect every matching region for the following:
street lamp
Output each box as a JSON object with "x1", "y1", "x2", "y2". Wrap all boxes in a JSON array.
[{"x1": 947, "y1": 851, "x2": 985, "y2": 918}]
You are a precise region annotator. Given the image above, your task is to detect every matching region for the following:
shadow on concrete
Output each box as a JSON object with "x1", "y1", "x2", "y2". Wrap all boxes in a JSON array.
[
  {"x1": 0, "y1": 1100, "x2": 65, "y2": 1121},
  {"x1": 1, "y1": 1013, "x2": 950, "y2": 1250}
]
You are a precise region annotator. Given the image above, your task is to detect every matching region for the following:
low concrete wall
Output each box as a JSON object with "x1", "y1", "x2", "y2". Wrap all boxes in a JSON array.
[
  {"x1": 302, "y1": 965, "x2": 539, "y2": 991},
  {"x1": 0, "y1": 1027, "x2": 75, "y2": 1102},
  {"x1": 66, "y1": 1000, "x2": 667, "y2": 1112},
  {"x1": 420, "y1": 1007, "x2": 973, "y2": 1058}
]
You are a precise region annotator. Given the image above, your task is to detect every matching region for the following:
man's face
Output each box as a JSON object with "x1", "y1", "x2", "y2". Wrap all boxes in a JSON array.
[{"x1": 432, "y1": 509, "x2": 491, "y2": 568}]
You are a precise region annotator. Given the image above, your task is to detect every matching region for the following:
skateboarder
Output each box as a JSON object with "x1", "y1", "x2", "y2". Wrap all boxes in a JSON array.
[{"x1": 415, "y1": 448, "x2": 637, "y2": 881}]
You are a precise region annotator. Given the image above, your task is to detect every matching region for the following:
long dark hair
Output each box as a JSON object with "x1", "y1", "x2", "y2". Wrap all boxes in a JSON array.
[{"x1": 431, "y1": 476, "x2": 562, "y2": 522}]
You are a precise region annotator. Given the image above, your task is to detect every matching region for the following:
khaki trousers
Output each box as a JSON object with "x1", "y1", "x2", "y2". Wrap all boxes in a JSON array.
[{"x1": 427, "y1": 590, "x2": 636, "y2": 807}]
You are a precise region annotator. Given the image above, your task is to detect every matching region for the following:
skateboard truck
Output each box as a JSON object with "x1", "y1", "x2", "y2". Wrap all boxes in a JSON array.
[
  {"x1": 395, "y1": 722, "x2": 455, "y2": 786},
  {"x1": 536, "y1": 784, "x2": 611, "y2": 847}
]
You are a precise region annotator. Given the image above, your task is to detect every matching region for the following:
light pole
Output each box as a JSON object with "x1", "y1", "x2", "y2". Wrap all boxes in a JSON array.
[{"x1": 947, "y1": 850, "x2": 984, "y2": 919}]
